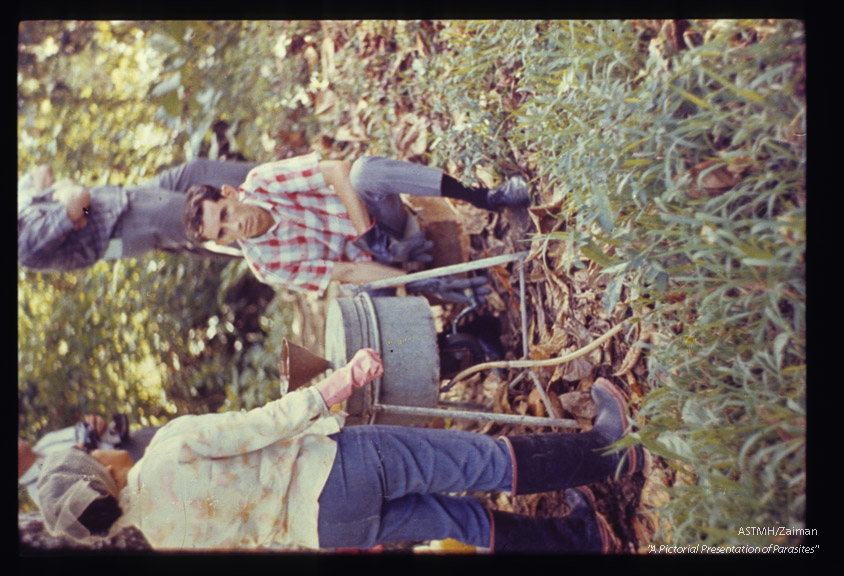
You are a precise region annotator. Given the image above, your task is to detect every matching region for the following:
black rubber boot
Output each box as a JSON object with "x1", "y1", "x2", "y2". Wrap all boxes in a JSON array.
[
  {"x1": 487, "y1": 175, "x2": 530, "y2": 208},
  {"x1": 505, "y1": 378, "x2": 643, "y2": 495},
  {"x1": 490, "y1": 488, "x2": 613, "y2": 553}
]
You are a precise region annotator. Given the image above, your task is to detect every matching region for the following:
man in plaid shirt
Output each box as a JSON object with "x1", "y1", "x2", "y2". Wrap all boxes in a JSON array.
[{"x1": 183, "y1": 153, "x2": 531, "y2": 297}]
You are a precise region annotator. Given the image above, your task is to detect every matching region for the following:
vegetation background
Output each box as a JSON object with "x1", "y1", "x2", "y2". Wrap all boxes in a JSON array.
[{"x1": 18, "y1": 19, "x2": 806, "y2": 551}]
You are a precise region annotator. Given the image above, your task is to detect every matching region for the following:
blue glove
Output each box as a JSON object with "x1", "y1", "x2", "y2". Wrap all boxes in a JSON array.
[
  {"x1": 406, "y1": 276, "x2": 492, "y2": 305},
  {"x1": 354, "y1": 222, "x2": 434, "y2": 265}
]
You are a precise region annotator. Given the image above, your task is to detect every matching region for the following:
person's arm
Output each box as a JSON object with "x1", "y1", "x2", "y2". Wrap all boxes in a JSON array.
[
  {"x1": 177, "y1": 350, "x2": 382, "y2": 461},
  {"x1": 146, "y1": 158, "x2": 259, "y2": 193},
  {"x1": 17, "y1": 180, "x2": 93, "y2": 267},
  {"x1": 330, "y1": 261, "x2": 407, "y2": 285},
  {"x1": 319, "y1": 160, "x2": 372, "y2": 235},
  {"x1": 176, "y1": 386, "x2": 334, "y2": 460},
  {"x1": 18, "y1": 202, "x2": 78, "y2": 266}
]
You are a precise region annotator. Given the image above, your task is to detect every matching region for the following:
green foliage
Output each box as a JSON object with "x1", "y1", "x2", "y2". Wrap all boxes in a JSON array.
[
  {"x1": 18, "y1": 21, "x2": 319, "y2": 178},
  {"x1": 426, "y1": 20, "x2": 806, "y2": 545},
  {"x1": 18, "y1": 22, "x2": 308, "y2": 511}
]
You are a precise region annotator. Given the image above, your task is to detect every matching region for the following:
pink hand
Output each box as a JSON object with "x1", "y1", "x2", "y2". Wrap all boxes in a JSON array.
[
  {"x1": 315, "y1": 348, "x2": 384, "y2": 408},
  {"x1": 348, "y1": 348, "x2": 384, "y2": 388}
]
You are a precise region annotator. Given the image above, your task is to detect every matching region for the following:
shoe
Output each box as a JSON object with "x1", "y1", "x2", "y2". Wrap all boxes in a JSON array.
[
  {"x1": 487, "y1": 175, "x2": 530, "y2": 208},
  {"x1": 504, "y1": 378, "x2": 644, "y2": 495},
  {"x1": 489, "y1": 487, "x2": 617, "y2": 553}
]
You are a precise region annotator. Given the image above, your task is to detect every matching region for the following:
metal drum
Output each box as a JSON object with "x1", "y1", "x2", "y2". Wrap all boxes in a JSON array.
[{"x1": 324, "y1": 294, "x2": 439, "y2": 426}]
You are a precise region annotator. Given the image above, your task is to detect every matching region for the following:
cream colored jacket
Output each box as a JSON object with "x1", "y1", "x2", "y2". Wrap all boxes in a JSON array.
[{"x1": 115, "y1": 387, "x2": 343, "y2": 550}]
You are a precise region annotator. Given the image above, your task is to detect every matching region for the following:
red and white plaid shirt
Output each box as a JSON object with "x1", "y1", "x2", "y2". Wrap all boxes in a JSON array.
[{"x1": 236, "y1": 153, "x2": 371, "y2": 295}]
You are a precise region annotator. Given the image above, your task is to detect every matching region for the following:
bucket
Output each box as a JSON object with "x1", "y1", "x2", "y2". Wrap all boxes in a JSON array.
[{"x1": 325, "y1": 295, "x2": 439, "y2": 426}]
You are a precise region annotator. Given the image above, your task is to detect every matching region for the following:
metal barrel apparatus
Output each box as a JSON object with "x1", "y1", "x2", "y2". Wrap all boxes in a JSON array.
[{"x1": 324, "y1": 252, "x2": 581, "y2": 429}]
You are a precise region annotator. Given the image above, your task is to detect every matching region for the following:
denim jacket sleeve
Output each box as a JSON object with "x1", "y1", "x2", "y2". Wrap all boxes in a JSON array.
[{"x1": 17, "y1": 201, "x2": 77, "y2": 269}]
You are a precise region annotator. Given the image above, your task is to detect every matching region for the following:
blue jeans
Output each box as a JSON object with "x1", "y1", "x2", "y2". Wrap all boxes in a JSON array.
[
  {"x1": 317, "y1": 425, "x2": 513, "y2": 549},
  {"x1": 349, "y1": 156, "x2": 444, "y2": 237}
]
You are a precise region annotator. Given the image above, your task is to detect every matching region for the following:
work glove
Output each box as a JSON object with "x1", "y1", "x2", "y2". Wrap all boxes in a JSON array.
[
  {"x1": 354, "y1": 222, "x2": 434, "y2": 264},
  {"x1": 406, "y1": 276, "x2": 492, "y2": 305},
  {"x1": 315, "y1": 348, "x2": 384, "y2": 408}
]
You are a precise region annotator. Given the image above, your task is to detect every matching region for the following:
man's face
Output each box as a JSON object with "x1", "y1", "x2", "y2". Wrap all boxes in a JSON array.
[{"x1": 200, "y1": 185, "x2": 272, "y2": 245}]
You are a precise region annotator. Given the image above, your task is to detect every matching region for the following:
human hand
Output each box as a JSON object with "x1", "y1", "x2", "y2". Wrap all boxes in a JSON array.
[
  {"x1": 406, "y1": 276, "x2": 492, "y2": 305},
  {"x1": 385, "y1": 231, "x2": 434, "y2": 263},
  {"x1": 54, "y1": 181, "x2": 91, "y2": 230},
  {"x1": 315, "y1": 348, "x2": 383, "y2": 408},
  {"x1": 347, "y1": 348, "x2": 384, "y2": 387}
]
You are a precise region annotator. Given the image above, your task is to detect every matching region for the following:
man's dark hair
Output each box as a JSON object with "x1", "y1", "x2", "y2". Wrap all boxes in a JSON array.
[
  {"x1": 77, "y1": 495, "x2": 122, "y2": 537},
  {"x1": 183, "y1": 184, "x2": 224, "y2": 242}
]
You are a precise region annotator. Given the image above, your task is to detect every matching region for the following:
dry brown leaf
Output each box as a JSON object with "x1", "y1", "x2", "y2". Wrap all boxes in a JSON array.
[
  {"x1": 547, "y1": 389, "x2": 564, "y2": 420},
  {"x1": 272, "y1": 128, "x2": 308, "y2": 154},
  {"x1": 640, "y1": 472, "x2": 671, "y2": 509},
  {"x1": 757, "y1": 406, "x2": 806, "y2": 442},
  {"x1": 529, "y1": 336, "x2": 560, "y2": 362},
  {"x1": 320, "y1": 36, "x2": 336, "y2": 81},
  {"x1": 522, "y1": 494, "x2": 545, "y2": 516},
  {"x1": 613, "y1": 322, "x2": 652, "y2": 377},
  {"x1": 427, "y1": 417, "x2": 446, "y2": 429},
  {"x1": 483, "y1": 234, "x2": 509, "y2": 257},
  {"x1": 506, "y1": 139, "x2": 531, "y2": 174},
  {"x1": 546, "y1": 282, "x2": 570, "y2": 327},
  {"x1": 565, "y1": 316, "x2": 608, "y2": 368},
  {"x1": 555, "y1": 390, "x2": 599, "y2": 419},
  {"x1": 495, "y1": 492, "x2": 515, "y2": 513},
  {"x1": 632, "y1": 516, "x2": 656, "y2": 553},
  {"x1": 492, "y1": 377, "x2": 511, "y2": 414},
  {"x1": 527, "y1": 387, "x2": 546, "y2": 417},
  {"x1": 335, "y1": 124, "x2": 368, "y2": 143},
  {"x1": 390, "y1": 114, "x2": 428, "y2": 159},
  {"x1": 474, "y1": 165, "x2": 497, "y2": 189},
  {"x1": 513, "y1": 394, "x2": 529, "y2": 415},
  {"x1": 683, "y1": 160, "x2": 742, "y2": 199},
  {"x1": 527, "y1": 200, "x2": 566, "y2": 236},
  {"x1": 313, "y1": 89, "x2": 337, "y2": 115},
  {"x1": 452, "y1": 202, "x2": 491, "y2": 236},
  {"x1": 554, "y1": 355, "x2": 594, "y2": 383},
  {"x1": 627, "y1": 372, "x2": 643, "y2": 401},
  {"x1": 303, "y1": 45, "x2": 319, "y2": 70},
  {"x1": 661, "y1": 20, "x2": 691, "y2": 53},
  {"x1": 414, "y1": 31, "x2": 428, "y2": 56},
  {"x1": 528, "y1": 285, "x2": 550, "y2": 350}
]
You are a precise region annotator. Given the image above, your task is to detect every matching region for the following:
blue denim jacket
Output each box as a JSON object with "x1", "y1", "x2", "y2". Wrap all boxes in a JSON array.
[{"x1": 17, "y1": 184, "x2": 128, "y2": 272}]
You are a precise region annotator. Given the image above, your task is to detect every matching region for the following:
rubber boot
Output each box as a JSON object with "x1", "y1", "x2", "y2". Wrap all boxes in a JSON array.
[
  {"x1": 486, "y1": 175, "x2": 530, "y2": 208},
  {"x1": 505, "y1": 378, "x2": 643, "y2": 495},
  {"x1": 489, "y1": 487, "x2": 615, "y2": 553}
]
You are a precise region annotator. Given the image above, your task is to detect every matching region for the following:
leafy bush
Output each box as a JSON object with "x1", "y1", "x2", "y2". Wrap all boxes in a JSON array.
[{"x1": 426, "y1": 19, "x2": 806, "y2": 545}]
